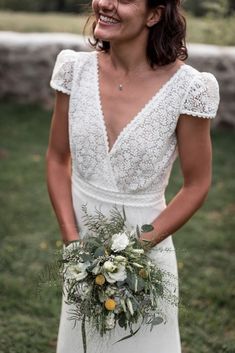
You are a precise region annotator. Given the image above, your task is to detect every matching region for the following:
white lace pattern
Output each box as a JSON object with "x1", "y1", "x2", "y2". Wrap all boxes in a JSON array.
[{"x1": 50, "y1": 50, "x2": 220, "y2": 196}]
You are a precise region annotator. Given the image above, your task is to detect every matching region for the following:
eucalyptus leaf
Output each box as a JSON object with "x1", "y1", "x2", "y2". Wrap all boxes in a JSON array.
[
  {"x1": 94, "y1": 246, "x2": 106, "y2": 258},
  {"x1": 151, "y1": 316, "x2": 164, "y2": 326},
  {"x1": 149, "y1": 318, "x2": 164, "y2": 332},
  {"x1": 80, "y1": 253, "x2": 92, "y2": 262},
  {"x1": 126, "y1": 272, "x2": 145, "y2": 292},
  {"x1": 118, "y1": 313, "x2": 126, "y2": 328},
  {"x1": 136, "y1": 275, "x2": 145, "y2": 292},
  {"x1": 86, "y1": 262, "x2": 98, "y2": 272},
  {"x1": 126, "y1": 272, "x2": 136, "y2": 291},
  {"x1": 116, "y1": 280, "x2": 126, "y2": 288}
]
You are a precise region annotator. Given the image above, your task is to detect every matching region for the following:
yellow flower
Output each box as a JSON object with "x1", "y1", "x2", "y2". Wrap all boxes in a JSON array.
[
  {"x1": 56, "y1": 240, "x2": 62, "y2": 248},
  {"x1": 105, "y1": 298, "x2": 116, "y2": 311},
  {"x1": 32, "y1": 154, "x2": 41, "y2": 162},
  {"x1": 139, "y1": 268, "x2": 148, "y2": 279},
  {"x1": 95, "y1": 274, "x2": 106, "y2": 286},
  {"x1": 178, "y1": 262, "x2": 184, "y2": 270},
  {"x1": 39, "y1": 241, "x2": 48, "y2": 250}
]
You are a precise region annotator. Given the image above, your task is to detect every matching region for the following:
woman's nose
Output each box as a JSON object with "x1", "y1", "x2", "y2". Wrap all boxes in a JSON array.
[{"x1": 98, "y1": 0, "x2": 116, "y2": 11}]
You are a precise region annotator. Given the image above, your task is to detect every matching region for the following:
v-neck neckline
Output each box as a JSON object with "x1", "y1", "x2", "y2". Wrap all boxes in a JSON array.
[{"x1": 94, "y1": 51, "x2": 186, "y2": 156}]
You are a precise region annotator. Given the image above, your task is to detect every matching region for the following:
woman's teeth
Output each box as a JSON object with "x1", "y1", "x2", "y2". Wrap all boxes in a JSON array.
[{"x1": 99, "y1": 15, "x2": 119, "y2": 24}]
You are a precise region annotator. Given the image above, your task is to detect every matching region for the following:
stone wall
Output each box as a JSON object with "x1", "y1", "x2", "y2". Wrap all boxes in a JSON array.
[
  {"x1": 187, "y1": 44, "x2": 235, "y2": 129},
  {"x1": 0, "y1": 31, "x2": 235, "y2": 128},
  {"x1": 0, "y1": 32, "x2": 89, "y2": 108}
]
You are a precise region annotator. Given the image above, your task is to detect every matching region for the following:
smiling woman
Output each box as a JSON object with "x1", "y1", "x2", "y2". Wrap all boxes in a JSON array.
[
  {"x1": 46, "y1": 0, "x2": 220, "y2": 352},
  {"x1": 88, "y1": 0, "x2": 188, "y2": 66}
]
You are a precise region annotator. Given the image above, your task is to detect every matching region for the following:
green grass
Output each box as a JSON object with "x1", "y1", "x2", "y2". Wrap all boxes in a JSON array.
[
  {"x1": 0, "y1": 11, "x2": 87, "y2": 34},
  {"x1": 0, "y1": 102, "x2": 234, "y2": 353},
  {"x1": 186, "y1": 14, "x2": 235, "y2": 46},
  {"x1": 0, "y1": 10, "x2": 235, "y2": 46}
]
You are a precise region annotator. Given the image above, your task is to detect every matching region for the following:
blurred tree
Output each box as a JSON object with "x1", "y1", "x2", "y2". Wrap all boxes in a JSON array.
[
  {"x1": 228, "y1": 0, "x2": 235, "y2": 14},
  {"x1": 57, "y1": 0, "x2": 66, "y2": 12},
  {"x1": 202, "y1": 0, "x2": 229, "y2": 16},
  {"x1": 0, "y1": 0, "x2": 90, "y2": 12},
  {"x1": 183, "y1": 0, "x2": 230, "y2": 16},
  {"x1": 0, "y1": 0, "x2": 233, "y2": 15}
]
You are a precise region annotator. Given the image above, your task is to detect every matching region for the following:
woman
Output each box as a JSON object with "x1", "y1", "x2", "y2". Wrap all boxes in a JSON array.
[{"x1": 46, "y1": 0, "x2": 220, "y2": 352}]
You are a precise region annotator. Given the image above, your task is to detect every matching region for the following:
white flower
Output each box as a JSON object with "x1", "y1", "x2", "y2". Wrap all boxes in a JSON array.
[
  {"x1": 64, "y1": 261, "x2": 90, "y2": 281},
  {"x1": 105, "y1": 286, "x2": 116, "y2": 296},
  {"x1": 103, "y1": 260, "x2": 117, "y2": 272},
  {"x1": 105, "y1": 312, "x2": 115, "y2": 330},
  {"x1": 131, "y1": 248, "x2": 145, "y2": 254},
  {"x1": 114, "y1": 255, "x2": 127, "y2": 264},
  {"x1": 104, "y1": 264, "x2": 127, "y2": 284},
  {"x1": 111, "y1": 232, "x2": 129, "y2": 252}
]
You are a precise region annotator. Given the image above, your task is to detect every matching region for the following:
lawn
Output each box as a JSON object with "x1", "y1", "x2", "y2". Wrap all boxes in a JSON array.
[
  {"x1": 0, "y1": 10, "x2": 235, "y2": 46},
  {"x1": 0, "y1": 102, "x2": 234, "y2": 353}
]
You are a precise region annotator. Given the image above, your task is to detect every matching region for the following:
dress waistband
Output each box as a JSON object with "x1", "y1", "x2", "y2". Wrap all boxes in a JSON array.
[{"x1": 72, "y1": 174, "x2": 165, "y2": 208}]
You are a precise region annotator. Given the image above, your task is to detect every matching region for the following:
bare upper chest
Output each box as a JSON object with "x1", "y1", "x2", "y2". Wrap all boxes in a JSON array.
[
  {"x1": 99, "y1": 80, "x2": 158, "y2": 141},
  {"x1": 98, "y1": 58, "x2": 181, "y2": 151}
]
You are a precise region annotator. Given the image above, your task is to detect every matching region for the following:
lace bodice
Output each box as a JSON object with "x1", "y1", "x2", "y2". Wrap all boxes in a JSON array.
[{"x1": 50, "y1": 49, "x2": 220, "y2": 196}]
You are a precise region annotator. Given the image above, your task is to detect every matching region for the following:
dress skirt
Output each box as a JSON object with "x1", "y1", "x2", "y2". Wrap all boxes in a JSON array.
[{"x1": 56, "y1": 175, "x2": 182, "y2": 353}]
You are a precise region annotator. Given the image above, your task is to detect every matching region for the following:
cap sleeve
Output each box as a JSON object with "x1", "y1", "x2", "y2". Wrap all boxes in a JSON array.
[
  {"x1": 50, "y1": 49, "x2": 78, "y2": 95},
  {"x1": 180, "y1": 72, "x2": 220, "y2": 119}
]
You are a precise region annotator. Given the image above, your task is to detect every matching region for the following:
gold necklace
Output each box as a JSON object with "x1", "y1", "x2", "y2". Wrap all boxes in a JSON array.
[
  {"x1": 117, "y1": 76, "x2": 130, "y2": 91},
  {"x1": 117, "y1": 70, "x2": 145, "y2": 91},
  {"x1": 117, "y1": 76, "x2": 128, "y2": 91}
]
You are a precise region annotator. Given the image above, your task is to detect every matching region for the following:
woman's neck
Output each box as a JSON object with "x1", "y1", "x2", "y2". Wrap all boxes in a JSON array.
[{"x1": 108, "y1": 41, "x2": 151, "y2": 75}]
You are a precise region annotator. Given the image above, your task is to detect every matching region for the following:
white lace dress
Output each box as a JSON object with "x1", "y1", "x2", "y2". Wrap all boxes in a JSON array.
[{"x1": 50, "y1": 49, "x2": 220, "y2": 353}]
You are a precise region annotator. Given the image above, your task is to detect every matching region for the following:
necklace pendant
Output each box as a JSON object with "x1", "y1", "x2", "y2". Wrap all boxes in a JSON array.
[{"x1": 118, "y1": 84, "x2": 123, "y2": 91}]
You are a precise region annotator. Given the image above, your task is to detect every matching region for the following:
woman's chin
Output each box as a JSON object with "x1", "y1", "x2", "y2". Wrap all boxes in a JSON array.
[
  {"x1": 94, "y1": 26, "x2": 120, "y2": 42},
  {"x1": 94, "y1": 31, "x2": 112, "y2": 42}
]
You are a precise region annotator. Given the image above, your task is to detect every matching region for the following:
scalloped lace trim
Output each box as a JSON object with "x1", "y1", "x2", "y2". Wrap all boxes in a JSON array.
[
  {"x1": 181, "y1": 111, "x2": 216, "y2": 119},
  {"x1": 50, "y1": 81, "x2": 71, "y2": 95}
]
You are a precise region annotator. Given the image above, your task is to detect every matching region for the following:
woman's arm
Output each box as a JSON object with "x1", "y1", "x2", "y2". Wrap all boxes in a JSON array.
[
  {"x1": 140, "y1": 114, "x2": 213, "y2": 247},
  {"x1": 45, "y1": 91, "x2": 80, "y2": 245}
]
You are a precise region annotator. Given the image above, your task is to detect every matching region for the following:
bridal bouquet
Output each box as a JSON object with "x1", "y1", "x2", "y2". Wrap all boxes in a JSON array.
[{"x1": 60, "y1": 204, "x2": 178, "y2": 353}]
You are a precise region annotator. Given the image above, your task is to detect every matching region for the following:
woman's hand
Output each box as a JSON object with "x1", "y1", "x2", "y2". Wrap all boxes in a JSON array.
[
  {"x1": 138, "y1": 231, "x2": 158, "y2": 251},
  {"x1": 64, "y1": 238, "x2": 84, "y2": 248}
]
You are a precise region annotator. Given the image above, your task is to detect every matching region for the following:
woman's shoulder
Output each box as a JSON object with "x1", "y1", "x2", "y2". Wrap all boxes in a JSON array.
[
  {"x1": 50, "y1": 49, "x2": 96, "y2": 94},
  {"x1": 54, "y1": 49, "x2": 95, "y2": 65},
  {"x1": 181, "y1": 63, "x2": 219, "y2": 90},
  {"x1": 179, "y1": 63, "x2": 220, "y2": 119}
]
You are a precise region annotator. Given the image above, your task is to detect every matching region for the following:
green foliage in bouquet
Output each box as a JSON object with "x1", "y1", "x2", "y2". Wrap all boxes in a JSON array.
[{"x1": 59, "y1": 204, "x2": 178, "y2": 353}]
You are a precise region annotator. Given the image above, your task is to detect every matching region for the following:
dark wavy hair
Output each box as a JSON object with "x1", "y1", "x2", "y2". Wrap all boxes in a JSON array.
[{"x1": 85, "y1": 0, "x2": 188, "y2": 68}]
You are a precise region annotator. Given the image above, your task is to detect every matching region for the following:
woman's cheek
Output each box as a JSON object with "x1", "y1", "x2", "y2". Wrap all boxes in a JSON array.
[{"x1": 92, "y1": 0, "x2": 99, "y2": 13}]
